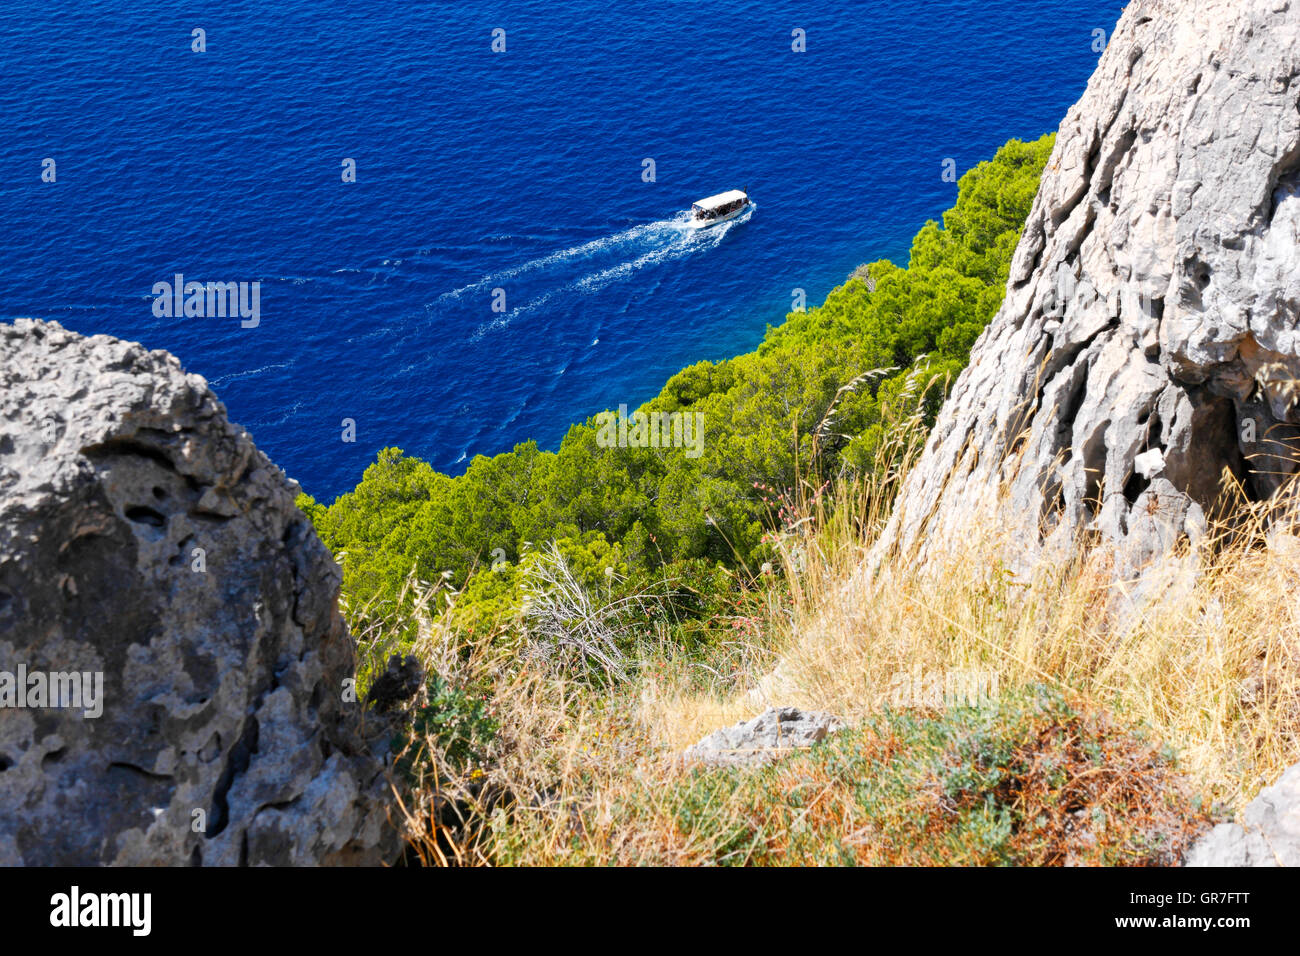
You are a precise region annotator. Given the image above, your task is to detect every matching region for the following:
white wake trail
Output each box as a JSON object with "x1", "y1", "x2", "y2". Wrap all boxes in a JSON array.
[
  {"x1": 440, "y1": 218, "x2": 690, "y2": 304},
  {"x1": 466, "y1": 209, "x2": 752, "y2": 339}
]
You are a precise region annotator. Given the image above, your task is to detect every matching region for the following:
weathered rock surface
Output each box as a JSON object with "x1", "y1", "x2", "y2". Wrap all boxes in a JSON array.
[
  {"x1": 0, "y1": 319, "x2": 398, "y2": 865},
  {"x1": 883, "y1": 0, "x2": 1300, "y2": 573},
  {"x1": 1185, "y1": 761, "x2": 1300, "y2": 866},
  {"x1": 684, "y1": 707, "x2": 843, "y2": 767}
]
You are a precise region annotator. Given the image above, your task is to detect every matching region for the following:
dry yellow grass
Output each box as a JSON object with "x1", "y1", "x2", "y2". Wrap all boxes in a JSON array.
[
  {"x1": 376, "y1": 368, "x2": 1300, "y2": 863},
  {"x1": 648, "y1": 477, "x2": 1300, "y2": 814}
]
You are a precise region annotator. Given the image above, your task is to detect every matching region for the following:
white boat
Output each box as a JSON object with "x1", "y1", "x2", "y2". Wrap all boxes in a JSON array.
[{"x1": 688, "y1": 189, "x2": 751, "y2": 228}]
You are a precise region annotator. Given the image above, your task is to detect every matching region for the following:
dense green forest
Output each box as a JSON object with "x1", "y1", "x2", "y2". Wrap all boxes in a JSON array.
[{"x1": 299, "y1": 134, "x2": 1054, "y2": 637}]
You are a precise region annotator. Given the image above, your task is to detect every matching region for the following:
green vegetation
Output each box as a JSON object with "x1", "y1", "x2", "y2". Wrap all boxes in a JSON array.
[
  {"x1": 301, "y1": 133, "x2": 1056, "y2": 656},
  {"x1": 393, "y1": 673, "x2": 499, "y2": 787}
]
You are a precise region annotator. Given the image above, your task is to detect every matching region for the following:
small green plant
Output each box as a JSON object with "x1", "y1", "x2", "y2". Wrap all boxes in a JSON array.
[{"x1": 395, "y1": 674, "x2": 499, "y2": 784}]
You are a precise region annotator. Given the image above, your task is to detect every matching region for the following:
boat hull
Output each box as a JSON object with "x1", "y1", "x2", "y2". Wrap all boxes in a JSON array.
[{"x1": 688, "y1": 203, "x2": 751, "y2": 229}]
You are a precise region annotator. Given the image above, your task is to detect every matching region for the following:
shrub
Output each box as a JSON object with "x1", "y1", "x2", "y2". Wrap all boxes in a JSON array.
[{"x1": 532, "y1": 686, "x2": 1209, "y2": 866}]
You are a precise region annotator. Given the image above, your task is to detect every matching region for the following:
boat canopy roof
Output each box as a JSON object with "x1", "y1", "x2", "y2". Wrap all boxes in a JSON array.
[{"x1": 692, "y1": 189, "x2": 747, "y2": 211}]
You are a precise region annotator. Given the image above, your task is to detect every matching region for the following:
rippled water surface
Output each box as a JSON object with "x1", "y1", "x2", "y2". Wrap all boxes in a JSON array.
[{"x1": 0, "y1": 0, "x2": 1123, "y2": 497}]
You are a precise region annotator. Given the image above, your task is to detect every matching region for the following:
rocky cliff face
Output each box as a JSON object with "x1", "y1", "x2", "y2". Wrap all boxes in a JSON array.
[
  {"x1": 0, "y1": 319, "x2": 397, "y2": 865},
  {"x1": 883, "y1": 0, "x2": 1300, "y2": 572}
]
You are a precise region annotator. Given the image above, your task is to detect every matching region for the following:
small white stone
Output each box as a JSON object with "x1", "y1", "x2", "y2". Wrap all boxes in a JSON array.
[{"x1": 1134, "y1": 448, "x2": 1165, "y2": 479}]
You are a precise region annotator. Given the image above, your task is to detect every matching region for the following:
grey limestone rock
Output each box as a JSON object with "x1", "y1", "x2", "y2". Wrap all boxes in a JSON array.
[
  {"x1": 684, "y1": 707, "x2": 843, "y2": 767},
  {"x1": 0, "y1": 319, "x2": 399, "y2": 865},
  {"x1": 1185, "y1": 761, "x2": 1300, "y2": 866},
  {"x1": 881, "y1": 0, "x2": 1300, "y2": 576}
]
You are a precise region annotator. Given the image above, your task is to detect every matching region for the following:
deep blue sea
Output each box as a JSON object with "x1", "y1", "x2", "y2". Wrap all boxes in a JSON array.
[{"x1": 0, "y1": 1, "x2": 1123, "y2": 500}]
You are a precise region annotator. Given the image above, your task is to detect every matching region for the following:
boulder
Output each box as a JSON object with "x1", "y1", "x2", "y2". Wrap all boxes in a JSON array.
[
  {"x1": 0, "y1": 319, "x2": 399, "y2": 865},
  {"x1": 881, "y1": 0, "x2": 1300, "y2": 575},
  {"x1": 684, "y1": 707, "x2": 843, "y2": 767},
  {"x1": 1185, "y1": 761, "x2": 1300, "y2": 866}
]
